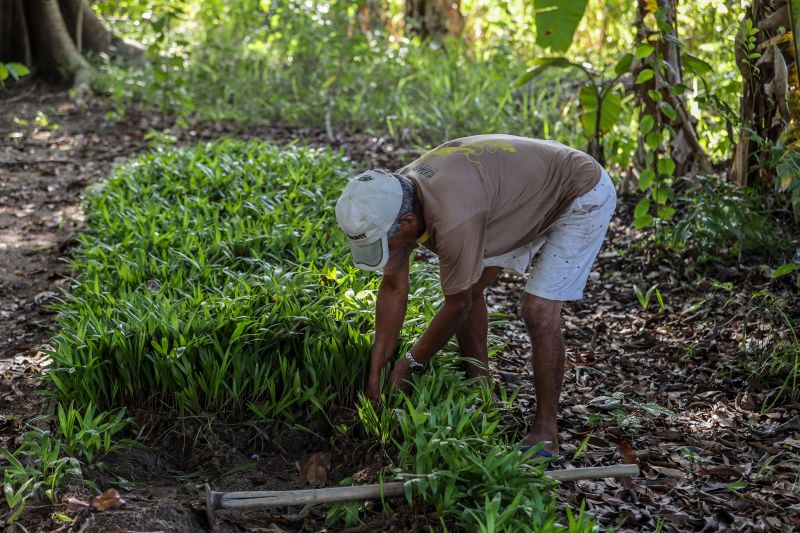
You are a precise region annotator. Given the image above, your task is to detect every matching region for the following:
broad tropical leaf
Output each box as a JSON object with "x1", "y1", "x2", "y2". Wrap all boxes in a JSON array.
[
  {"x1": 513, "y1": 57, "x2": 579, "y2": 87},
  {"x1": 578, "y1": 86, "x2": 622, "y2": 137},
  {"x1": 682, "y1": 53, "x2": 713, "y2": 76},
  {"x1": 534, "y1": 0, "x2": 590, "y2": 52}
]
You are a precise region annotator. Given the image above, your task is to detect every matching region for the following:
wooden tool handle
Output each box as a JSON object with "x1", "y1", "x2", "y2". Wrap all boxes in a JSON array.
[{"x1": 210, "y1": 464, "x2": 639, "y2": 510}]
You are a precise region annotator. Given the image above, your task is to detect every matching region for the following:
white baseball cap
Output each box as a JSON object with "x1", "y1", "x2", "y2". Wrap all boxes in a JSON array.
[{"x1": 335, "y1": 169, "x2": 403, "y2": 271}]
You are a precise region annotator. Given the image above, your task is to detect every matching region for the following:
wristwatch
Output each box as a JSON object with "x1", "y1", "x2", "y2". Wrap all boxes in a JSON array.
[{"x1": 405, "y1": 350, "x2": 426, "y2": 373}]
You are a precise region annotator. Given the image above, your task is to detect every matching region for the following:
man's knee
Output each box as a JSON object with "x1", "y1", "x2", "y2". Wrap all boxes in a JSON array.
[
  {"x1": 468, "y1": 266, "x2": 502, "y2": 303},
  {"x1": 520, "y1": 295, "x2": 562, "y2": 336},
  {"x1": 469, "y1": 284, "x2": 485, "y2": 304}
]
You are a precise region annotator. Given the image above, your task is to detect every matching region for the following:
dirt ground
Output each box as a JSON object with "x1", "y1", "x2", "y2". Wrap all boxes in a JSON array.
[{"x1": 2, "y1": 84, "x2": 799, "y2": 532}]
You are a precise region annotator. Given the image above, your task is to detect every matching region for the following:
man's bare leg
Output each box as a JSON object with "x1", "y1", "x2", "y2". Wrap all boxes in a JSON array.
[
  {"x1": 456, "y1": 267, "x2": 503, "y2": 380},
  {"x1": 520, "y1": 294, "x2": 564, "y2": 453}
]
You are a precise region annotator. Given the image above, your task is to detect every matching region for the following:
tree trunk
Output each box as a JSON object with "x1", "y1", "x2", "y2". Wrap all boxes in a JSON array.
[
  {"x1": 355, "y1": 0, "x2": 388, "y2": 34},
  {"x1": 730, "y1": 0, "x2": 797, "y2": 188},
  {"x1": 0, "y1": 0, "x2": 32, "y2": 67},
  {"x1": 633, "y1": 0, "x2": 713, "y2": 176},
  {"x1": 58, "y1": 0, "x2": 145, "y2": 58},
  {"x1": 404, "y1": 0, "x2": 464, "y2": 42},
  {"x1": 26, "y1": 0, "x2": 93, "y2": 93},
  {"x1": 0, "y1": 0, "x2": 145, "y2": 95}
]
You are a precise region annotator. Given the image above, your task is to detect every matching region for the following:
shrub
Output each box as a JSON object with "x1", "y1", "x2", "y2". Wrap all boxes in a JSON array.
[
  {"x1": 47, "y1": 141, "x2": 378, "y2": 419},
  {"x1": 666, "y1": 175, "x2": 794, "y2": 261}
]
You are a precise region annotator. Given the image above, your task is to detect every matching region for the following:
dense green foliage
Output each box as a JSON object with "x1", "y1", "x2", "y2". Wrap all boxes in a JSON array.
[
  {"x1": 36, "y1": 141, "x2": 593, "y2": 530},
  {"x1": 667, "y1": 176, "x2": 794, "y2": 261},
  {"x1": 2, "y1": 404, "x2": 131, "y2": 522},
  {"x1": 48, "y1": 142, "x2": 380, "y2": 418},
  {"x1": 4, "y1": 0, "x2": 799, "y2": 528},
  {"x1": 91, "y1": 0, "x2": 746, "y2": 165},
  {"x1": 391, "y1": 371, "x2": 595, "y2": 531}
]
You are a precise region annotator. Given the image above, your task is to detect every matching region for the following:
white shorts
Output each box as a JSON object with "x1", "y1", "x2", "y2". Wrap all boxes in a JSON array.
[{"x1": 484, "y1": 169, "x2": 616, "y2": 301}]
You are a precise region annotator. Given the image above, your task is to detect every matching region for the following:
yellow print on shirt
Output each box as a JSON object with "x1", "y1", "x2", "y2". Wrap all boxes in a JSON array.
[{"x1": 425, "y1": 139, "x2": 517, "y2": 167}]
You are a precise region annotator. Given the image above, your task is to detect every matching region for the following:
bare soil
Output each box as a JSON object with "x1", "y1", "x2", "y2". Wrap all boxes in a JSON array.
[{"x1": 2, "y1": 83, "x2": 799, "y2": 532}]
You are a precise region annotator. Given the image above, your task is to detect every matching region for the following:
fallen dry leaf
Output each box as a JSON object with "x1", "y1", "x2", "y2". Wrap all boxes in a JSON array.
[
  {"x1": 296, "y1": 452, "x2": 331, "y2": 488},
  {"x1": 89, "y1": 488, "x2": 126, "y2": 511},
  {"x1": 617, "y1": 440, "x2": 638, "y2": 464},
  {"x1": 650, "y1": 465, "x2": 684, "y2": 479}
]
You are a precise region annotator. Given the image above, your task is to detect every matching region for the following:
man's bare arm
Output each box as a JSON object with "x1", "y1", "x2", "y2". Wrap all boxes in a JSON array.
[
  {"x1": 408, "y1": 289, "x2": 472, "y2": 362},
  {"x1": 366, "y1": 261, "x2": 410, "y2": 399},
  {"x1": 388, "y1": 288, "x2": 473, "y2": 387}
]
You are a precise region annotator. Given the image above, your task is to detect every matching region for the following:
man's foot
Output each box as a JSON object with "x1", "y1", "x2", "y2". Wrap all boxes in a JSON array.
[
  {"x1": 519, "y1": 444, "x2": 565, "y2": 465},
  {"x1": 521, "y1": 432, "x2": 559, "y2": 456},
  {"x1": 519, "y1": 432, "x2": 561, "y2": 461}
]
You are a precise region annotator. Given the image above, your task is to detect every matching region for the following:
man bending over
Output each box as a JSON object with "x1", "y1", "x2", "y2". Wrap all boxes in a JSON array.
[{"x1": 335, "y1": 134, "x2": 616, "y2": 455}]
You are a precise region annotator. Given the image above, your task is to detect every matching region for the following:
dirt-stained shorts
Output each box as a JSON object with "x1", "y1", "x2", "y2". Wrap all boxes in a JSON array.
[{"x1": 484, "y1": 169, "x2": 616, "y2": 301}]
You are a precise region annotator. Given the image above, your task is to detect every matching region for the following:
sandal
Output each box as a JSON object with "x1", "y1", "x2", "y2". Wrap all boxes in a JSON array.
[{"x1": 520, "y1": 444, "x2": 566, "y2": 466}]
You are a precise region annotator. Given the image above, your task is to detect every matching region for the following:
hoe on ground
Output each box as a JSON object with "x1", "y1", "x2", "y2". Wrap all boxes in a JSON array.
[{"x1": 204, "y1": 464, "x2": 639, "y2": 530}]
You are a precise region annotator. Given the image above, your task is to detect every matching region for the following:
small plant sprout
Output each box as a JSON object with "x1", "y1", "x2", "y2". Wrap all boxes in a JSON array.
[{"x1": 633, "y1": 283, "x2": 664, "y2": 312}]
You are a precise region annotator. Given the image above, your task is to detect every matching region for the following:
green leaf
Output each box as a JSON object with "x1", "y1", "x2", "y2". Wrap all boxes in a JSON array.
[
  {"x1": 640, "y1": 114, "x2": 655, "y2": 134},
  {"x1": 647, "y1": 89, "x2": 663, "y2": 102},
  {"x1": 670, "y1": 83, "x2": 689, "y2": 96},
  {"x1": 635, "y1": 69, "x2": 654, "y2": 84},
  {"x1": 771, "y1": 263, "x2": 800, "y2": 278},
  {"x1": 645, "y1": 131, "x2": 662, "y2": 150},
  {"x1": 614, "y1": 53, "x2": 634, "y2": 76},
  {"x1": 534, "y1": 0, "x2": 590, "y2": 52},
  {"x1": 6, "y1": 62, "x2": 29, "y2": 80},
  {"x1": 634, "y1": 213, "x2": 654, "y2": 229},
  {"x1": 6, "y1": 63, "x2": 31, "y2": 78},
  {"x1": 660, "y1": 59, "x2": 678, "y2": 80},
  {"x1": 638, "y1": 169, "x2": 655, "y2": 191},
  {"x1": 652, "y1": 185, "x2": 673, "y2": 205},
  {"x1": 573, "y1": 433, "x2": 592, "y2": 460},
  {"x1": 634, "y1": 198, "x2": 651, "y2": 218},
  {"x1": 658, "y1": 101, "x2": 677, "y2": 120},
  {"x1": 321, "y1": 75, "x2": 337, "y2": 90},
  {"x1": 635, "y1": 44, "x2": 655, "y2": 59},
  {"x1": 683, "y1": 53, "x2": 713, "y2": 76},
  {"x1": 657, "y1": 207, "x2": 676, "y2": 220},
  {"x1": 513, "y1": 56, "x2": 577, "y2": 87},
  {"x1": 657, "y1": 158, "x2": 676, "y2": 176},
  {"x1": 578, "y1": 86, "x2": 622, "y2": 137},
  {"x1": 0, "y1": 63, "x2": 8, "y2": 82},
  {"x1": 725, "y1": 480, "x2": 748, "y2": 490}
]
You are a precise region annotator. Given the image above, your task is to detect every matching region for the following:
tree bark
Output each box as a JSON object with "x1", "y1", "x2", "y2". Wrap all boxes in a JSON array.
[
  {"x1": 0, "y1": 0, "x2": 32, "y2": 66},
  {"x1": 25, "y1": 0, "x2": 93, "y2": 93},
  {"x1": 0, "y1": 0, "x2": 145, "y2": 95},
  {"x1": 58, "y1": 0, "x2": 145, "y2": 59},
  {"x1": 730, "y1": 0, "x2": 796, "y2": 187},
  {"x1": 404, "y1": 0, "x2": 464, "y2": 42},
  {"x1": 356, "y1": 0, "x2": 388, "y2": 34},
  {"x1": 633, "y1": 0, "x2": 713, "y2": 176}
]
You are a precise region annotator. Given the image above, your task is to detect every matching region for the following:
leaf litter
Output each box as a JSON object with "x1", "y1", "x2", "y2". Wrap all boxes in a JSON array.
[
  {"x1": 483, "y1": 209, "x2": 800, "y2": 532},
  {"x1": 1, "y1": 89, "x2": 799, "y2": 531}
]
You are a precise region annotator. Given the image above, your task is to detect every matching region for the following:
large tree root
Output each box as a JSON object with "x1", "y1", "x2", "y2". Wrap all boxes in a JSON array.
[{"x1": 1, "y1": 0, "x2": 145, "y2": 98}]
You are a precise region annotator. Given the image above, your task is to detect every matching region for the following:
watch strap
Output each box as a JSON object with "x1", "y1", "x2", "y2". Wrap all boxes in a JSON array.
[{"x1": 405, "y1": 350, "x2": 426, "y2": 372}]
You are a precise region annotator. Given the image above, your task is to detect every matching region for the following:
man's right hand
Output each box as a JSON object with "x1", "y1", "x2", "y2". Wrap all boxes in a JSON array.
[
  {"x1": 366, "y1": 262, "x2": 410, "y2": 401},
  {"x1": 365, "y1": 377, "x2": 381, "y2": 402}
]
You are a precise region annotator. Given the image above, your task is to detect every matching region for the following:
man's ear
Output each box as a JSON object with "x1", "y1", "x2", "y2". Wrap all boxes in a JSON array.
[{"x1": 398, "y1": 212, "x2": 417, "y2": 228}]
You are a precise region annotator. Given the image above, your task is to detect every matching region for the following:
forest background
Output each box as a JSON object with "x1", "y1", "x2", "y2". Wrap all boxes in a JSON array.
[{"x1": 1, "y1": 0, "x2": 799, "y2": 531}]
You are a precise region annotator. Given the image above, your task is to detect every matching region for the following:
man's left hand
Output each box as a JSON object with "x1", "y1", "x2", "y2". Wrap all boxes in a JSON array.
[{"x1": 388, "y1": 356, "x2": 413, "y2": 391}]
